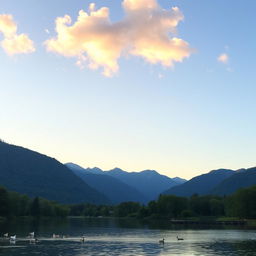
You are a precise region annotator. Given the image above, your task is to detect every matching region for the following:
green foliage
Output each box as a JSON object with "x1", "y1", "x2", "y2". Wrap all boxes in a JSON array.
[
  {"x1": 69, "y1": 204, "x2": 113, "y2": 217},
  {"x1": 0, "y1": 187, "x2": 10, "y2": 217},
  {"x1": 1, "y1": 181, "x2": 256, "y2": 220},
  {"x1": 30, "y1": 197, "x2": 41, "y2": 217},
  {"x1": 157, "y1": 195, "x2": 188, "y2": 218},
  {"x1": 210, "y1": 198, "x2": 224, "y2": 216},
  {"x1": 68, "y1": 186, "x2": 256, "y2": 220},
  {"x1": 67, "y1": 186, "x2": 256, "y2": 220},
  {"x1": 226, "y1": 186, "x2": 256, "y2": 219},
  {"x1": 0, "y1": 186, "x2": 69, "y2": 218},
  {"x1": 115, "y1": 202, "x2": 141, "y2": 217}
]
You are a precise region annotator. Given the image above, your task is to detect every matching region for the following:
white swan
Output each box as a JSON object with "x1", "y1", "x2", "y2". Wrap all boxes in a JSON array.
[
  {"x1": 10, "y1": 240, "x2": 16, "y2": 245},
  {"x1": 10, "y1": 235, "x2": 16, "y2": 244},
  {"x1": 10, "y1": 235, "x2": 16, "y2": 241},
  {"x1": 29, "y1": 232, "x2": 34, "y2": 238},
  {"x1": 29, "y1": 238, "x2": 39, "y2": 244},
  {"x1": 52, "y1": 234, "x2": 60, "y2": 238}
]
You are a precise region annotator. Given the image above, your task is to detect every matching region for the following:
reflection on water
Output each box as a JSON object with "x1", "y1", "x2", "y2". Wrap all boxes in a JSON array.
[{"x1": 0, "y1": 218, "x2": 256, "y2": 255}]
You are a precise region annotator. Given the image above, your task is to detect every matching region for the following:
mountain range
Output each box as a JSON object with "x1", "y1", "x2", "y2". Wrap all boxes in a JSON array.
[
  {"x1": 65, "y1": 163, "x2": 148, "y2": 204},
  {"x1": 164, "y1": 169, "x2": 235, "y2": 196},
  {"x1": 0, "y1": 140, "x2": 256, "y2": 205},
  {"x1": 164, "y1": 167, "x2": 256, "y2": 197},
  {"x1": 211, "y1": 167, "x2": 256, "y2": 195},
  {"x1": 0, "y1": 141, "x2": 109, "y2": 204},
  {"x1": 65, "y1": 163, "x2": 182, "y2": 203}
]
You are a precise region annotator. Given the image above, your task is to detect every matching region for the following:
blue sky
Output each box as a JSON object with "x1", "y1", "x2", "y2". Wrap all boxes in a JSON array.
[{"x1": 0, "y1": 0, "x2": 256, "y2": 179}]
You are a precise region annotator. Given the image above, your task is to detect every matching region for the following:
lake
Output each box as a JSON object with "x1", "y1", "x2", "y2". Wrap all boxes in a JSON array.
[{"x1": 0, "y1": 218, "x2": 256, "y2": 255}]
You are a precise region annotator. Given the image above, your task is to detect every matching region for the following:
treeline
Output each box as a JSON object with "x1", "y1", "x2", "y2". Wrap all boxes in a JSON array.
[
  {"x1": 0, "y1": 187, "x2": 69, "y2": 218},
  {"x1": 69, "y1": 185, "x2": 256, "y2": 219},
  {"x1": 1, "y1": 185, "x2": 256, "y2": 220}
]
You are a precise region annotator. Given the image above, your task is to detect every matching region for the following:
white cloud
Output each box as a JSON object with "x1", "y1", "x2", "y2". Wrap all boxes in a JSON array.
[
  {"x1": 218, "y1": 53, "x2": 229, "y2": 64},
  {"x1": 0, "y1": 14, "x2": 35, "y2": 55},
  {"x1": 45, "y1": 0, "x2": 193, "y2": 77},
  {"x1": 0, "y1": 14, "x2": 17, "y2": 37}
]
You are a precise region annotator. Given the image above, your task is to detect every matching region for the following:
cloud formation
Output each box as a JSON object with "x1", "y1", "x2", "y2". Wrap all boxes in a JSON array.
[
  {"x1": 218, "y1": 53, "x2": 229, "y2": 64},
  {"x1": 45, "y1": 0, "x2": 193, "y2": 76},
  {"x1": 0, "y1": 14, "x2": 35, "y2": 55}
]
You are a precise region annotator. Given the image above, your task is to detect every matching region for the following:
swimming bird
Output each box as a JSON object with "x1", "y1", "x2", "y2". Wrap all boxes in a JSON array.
[
  {"x1": 10, "y1": 235, "x2": 16, "y2": 244},
  {"x1": 28, "y1": 232, "x2": 34, "y2": 238},
  {"x1": 80, "y1": 236, "x2": 85, "y2": 243},
  {"x1": 29, "y1": 238, "x2": 39, "y2": 244},
  {"x1": 3, "y1": 233, "x2": 8, "y2": 238},
  {"x1": 10, "y1": 235, "x2": 16, "y2": 241},
  {"x1": 159, "y1": 238, "x2": 165, "y2": 244},
  {"x1": 176, "y1": 236, "x2": 184, "y2": 240},
  {"x1": 9, "y1": 239, "x2": 16, "y2": 245}
]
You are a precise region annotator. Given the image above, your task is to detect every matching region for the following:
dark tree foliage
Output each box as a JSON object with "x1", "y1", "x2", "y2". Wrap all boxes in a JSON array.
[
  {"x1": 0, "y1": 187, "x2": 10, "y2": 217},
  {"x1": 69, "y1": 186, "x2": 255, "y2": 219},
  {"x1": 69, "y1": 203, "x2": 114, "y2": 217},
  {"x1": 69, "y1": 186, "x2": 256, "y2": 219},
  {"x1": 225, "y1": 186, "x2": 256, "y2": 219},
  {"x1": 157, "y1": 195, "x2": 188, "y2": 218},
  {"x1": 1, "y1": 184, "x2": 256, "y2": 220},
  {"x1": 30, "y1": 197, "x2": 41, "y2": 217},
  {"x1": 114, "y1": 202, "x2": 141, "y2": 217},
  {"x1": 0, "y1": 186, "x2": 69, "y2": 218}
]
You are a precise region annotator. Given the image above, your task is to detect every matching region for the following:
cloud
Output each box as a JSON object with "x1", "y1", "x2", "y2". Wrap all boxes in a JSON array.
[
  {"x1": 218, "y1": 53, "x2": 229, "y2": 64},
  {"x1": 45, "y1": 0, "x2": 193, "y2": 76},
  {"x1": 0, "y1": 14, "x2": 17, "y2": 37},
  {"x1": 0, "y1": 14, "x2": 35, "y2": 55}
]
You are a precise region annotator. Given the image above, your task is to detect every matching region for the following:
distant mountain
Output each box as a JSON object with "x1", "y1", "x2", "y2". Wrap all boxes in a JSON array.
[
  {"x1": 106, "y1": 168, "x2": 179, "y2": 200},
  {"x1": 66, "y1": 164, "x2": 182, "y2": 201},
  {"x1": 172, "y1": 177, "x2": 187, "y2": 185},
  {"x1": 211, "y1": 167, "x2": 256, "y2": 195},
  {"x1": 66, "y1": 163, "x2": 148, "y2": 204},
  {"x1": 66, "y1": 163, "x2": 104, "y2": 175},
  {"x1": 164, "y1": 169, "x2": 235, "y2": 197},
  {"x1": 0, "y1": 141, "x2": 109, "y2": 204}
]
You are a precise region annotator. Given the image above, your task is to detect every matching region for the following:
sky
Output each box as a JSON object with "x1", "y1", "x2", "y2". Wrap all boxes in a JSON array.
[{"x1": 0, "y1": 0, "x2": 256, "y2": 179}]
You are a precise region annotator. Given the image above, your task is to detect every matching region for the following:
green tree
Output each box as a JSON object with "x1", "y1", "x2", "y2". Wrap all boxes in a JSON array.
[
  {"x1": 0, "y1": 187, "x2": 9, "y2": 217},
  {"x1": 115, "y1": 202, "x2": 141, "y2": 217},
  {"x1": 227, "y1": 186, "x2": 256, "y2": 219},
  {"x1": 30, "y1": 197, "x2": 41, "y2": 217},
  {"x1": 157, "y1": 195, "x2": 188, "y2": 218},
  {"x1": 209, "y1": 198, "x2": 224, "y2": 216}
]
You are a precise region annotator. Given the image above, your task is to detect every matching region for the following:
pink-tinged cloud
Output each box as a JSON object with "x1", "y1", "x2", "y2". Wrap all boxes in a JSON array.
[
  {"x1": 218, "y1": 53, "x2": 229, "y2": 64},
  {"x1": 0, "y1": 14, "x2": 35, "y2": 55},
  {"x1": 45, "y1": 0, "x2": 193, "y2": 77},
  {"x1": 0, "y1": 14, "x2": 17, "y2": 36}
]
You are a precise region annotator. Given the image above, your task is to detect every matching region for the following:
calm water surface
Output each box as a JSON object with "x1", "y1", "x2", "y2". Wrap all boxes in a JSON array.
[{"x1": 0, "y1": 218, "x2": 256, "y2": 255}]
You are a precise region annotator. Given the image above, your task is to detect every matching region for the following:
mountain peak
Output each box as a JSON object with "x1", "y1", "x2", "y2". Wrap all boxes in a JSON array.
[
  {"x1": 65, "y1": 162, "x2": 85, "y2": 170},
  {"x1": 209, "y1": 168, "x2": 235, "y2": 174},
  {"x1": 87, "y1": 167, "x2": 104, "y2": 174},
  {"x1": 172, "y1": 177, "x2": 187, "y2": 185},
  {"x1": 141, "y1": 169, "x2": 158, "y2": 174},
  {"x1": 109, "y1": 167, "x2": 126, "y2": 173}
]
